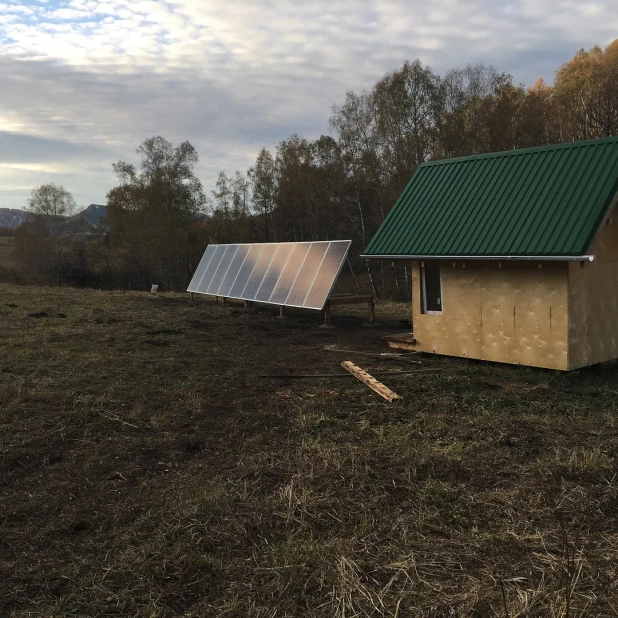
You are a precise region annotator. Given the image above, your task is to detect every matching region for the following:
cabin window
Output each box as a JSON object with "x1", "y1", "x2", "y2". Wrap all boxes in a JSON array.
[{"x1": 421, "y1": 261, "x2": 442, "y2": 314}]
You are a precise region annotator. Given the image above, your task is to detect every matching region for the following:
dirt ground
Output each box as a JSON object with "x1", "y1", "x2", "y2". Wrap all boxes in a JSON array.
[{"x1": 1, "y1": 283, "x2": 618, "y2": 617}]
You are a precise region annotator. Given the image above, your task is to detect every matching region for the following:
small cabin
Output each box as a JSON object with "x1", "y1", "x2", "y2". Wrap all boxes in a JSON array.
[{"x1": 362, "y1": 137, "x2": 618, "y2": 370}]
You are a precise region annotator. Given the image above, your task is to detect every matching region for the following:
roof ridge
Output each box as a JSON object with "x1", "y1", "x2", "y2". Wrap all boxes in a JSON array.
[{"x1": 420, "y1": 136, "x2": 618, "y2": 168}]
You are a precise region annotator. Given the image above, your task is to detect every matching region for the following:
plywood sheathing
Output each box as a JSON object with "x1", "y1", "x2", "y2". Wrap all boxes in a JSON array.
[
  {"x1": 568, "y1": 217, "x2": 618, "y2": 369},
  {"x1": 411, "y1": 260, "x2": 569, "y2": 370}
]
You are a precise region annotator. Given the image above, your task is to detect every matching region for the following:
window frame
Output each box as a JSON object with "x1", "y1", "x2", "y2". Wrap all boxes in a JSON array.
[{"x1": 421, "y1": 261, "x2": 443, "y2": 315}]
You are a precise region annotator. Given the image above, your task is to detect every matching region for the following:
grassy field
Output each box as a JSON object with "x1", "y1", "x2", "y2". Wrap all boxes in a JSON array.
[{"x1": 1, "y1": 283, "x2": 618, "y2": 617}]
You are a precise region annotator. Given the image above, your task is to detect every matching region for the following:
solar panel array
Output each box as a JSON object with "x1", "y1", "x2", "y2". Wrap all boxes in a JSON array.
[{"x1": 187, "y1": 241, "x2": 351, "y2": 310}]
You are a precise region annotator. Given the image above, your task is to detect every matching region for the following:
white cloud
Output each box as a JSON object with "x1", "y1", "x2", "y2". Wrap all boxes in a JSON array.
[{"x1": 1, "y1": 0, "x2": 618, "y2": 209}]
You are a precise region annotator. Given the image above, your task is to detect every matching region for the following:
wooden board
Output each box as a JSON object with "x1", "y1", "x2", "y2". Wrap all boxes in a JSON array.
[
  {"x1": 327, "y1": 294, "x2": 373, "y2": 306},
  {"x1": 341, "y1": 361, "x2": 401, "y2": 402},
  {"x1": 384, "y1": 333, "x2": 417, "y2": 351},
  {"x1": 325, "y1": 294, "x2": 375, "y2": 323}
]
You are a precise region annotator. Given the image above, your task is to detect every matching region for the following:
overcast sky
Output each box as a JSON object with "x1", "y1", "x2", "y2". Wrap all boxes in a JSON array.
[{"x1": 1, "y1": 0, "x2": 617, "y2": 211}]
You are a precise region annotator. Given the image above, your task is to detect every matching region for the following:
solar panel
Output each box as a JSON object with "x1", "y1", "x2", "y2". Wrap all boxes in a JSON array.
[
  {"x1": 303, "y1": 241, "x2": 350, "y2": 309},
  {"x1": 229, "y1": 244, "x2": 263, "y2": 298},
  {"x1": 269, "y1": 243, "x2": 310, "y2": 305},
  {"x1": 205, "y1": 244, "x2": 238, "y2": 295},
  {"x1": 188, "y1": 241, "x2": 351, "y2": 310},
  {"x1": 196, "y1": 245, "x2": 227, "y2": 294},
  {"x1": 242, "y1": 244, "x2": 278, "y2": 299},
  {"x1": 286, "y1": 242, "x2": 329, "y2": 307},
  {"x1": 187, "y1": 244, "x2": 217, "y2": 292},
  {"x1": 217, "y1": 245, "x2": 250, "y2": 297},
  {"x1": 255, "y1": 243, "x2": 294, "y2": 302}
]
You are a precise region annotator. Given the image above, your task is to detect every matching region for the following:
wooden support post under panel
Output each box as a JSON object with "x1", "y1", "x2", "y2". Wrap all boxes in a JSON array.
[
  {"x1": 323, "y1": 302, "x2": 331, "y2": 324},
  {"x1": 341, "y1": 361, "x2": 401, "y2": 402}
]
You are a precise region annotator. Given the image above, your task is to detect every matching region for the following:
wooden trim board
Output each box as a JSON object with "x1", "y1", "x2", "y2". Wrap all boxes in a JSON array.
[{"x1": 384, "y1": 333, "x2": 417, "y2": 351}]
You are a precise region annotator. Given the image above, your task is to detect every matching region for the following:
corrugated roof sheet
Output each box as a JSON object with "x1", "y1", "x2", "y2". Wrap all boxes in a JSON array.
[{"x1": 363, "y1": 137, "x2": 618, "y2": 257}]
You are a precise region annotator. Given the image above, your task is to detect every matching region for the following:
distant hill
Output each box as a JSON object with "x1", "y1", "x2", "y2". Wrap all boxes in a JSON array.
[
  {"x1": 0, "y1": 204, "x2": 107, "y2": 230},
  {"x1": 68, "y1": 204, "x2": 108, "y2": 232},
  {"x1": 0, "y1": 208, "x2": 28, "y2": 229}
]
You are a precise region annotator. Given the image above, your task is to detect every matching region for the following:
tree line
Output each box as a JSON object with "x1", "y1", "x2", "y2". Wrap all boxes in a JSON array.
[{"x1": 5, "y1": 40, "x2": 618, "y2": 291}]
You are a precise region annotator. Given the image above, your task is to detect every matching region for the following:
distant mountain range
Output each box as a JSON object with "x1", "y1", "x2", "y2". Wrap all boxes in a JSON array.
[
  {"x1": 0, "y1": 208, "x2": 28, "y2": 229},
  {"x1": 0, "y1": 204, "x2": 107, "y2": 230}
]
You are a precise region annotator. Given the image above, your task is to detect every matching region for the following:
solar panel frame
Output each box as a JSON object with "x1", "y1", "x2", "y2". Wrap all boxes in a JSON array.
[{"x1": 188, "y1": 240, "x2": 351, "y2": 310}]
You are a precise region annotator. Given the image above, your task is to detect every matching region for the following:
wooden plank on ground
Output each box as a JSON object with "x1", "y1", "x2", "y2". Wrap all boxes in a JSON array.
[{"x1": 341, "y1": 361, "x2": 402, "y2": 402}]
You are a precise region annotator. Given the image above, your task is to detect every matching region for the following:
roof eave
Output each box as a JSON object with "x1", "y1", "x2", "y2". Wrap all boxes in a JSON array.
[{"x1": 360, "y1": 254, "x2": 595, "y2": 262}]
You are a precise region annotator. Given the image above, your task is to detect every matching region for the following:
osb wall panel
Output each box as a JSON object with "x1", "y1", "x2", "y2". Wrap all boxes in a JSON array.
[
  {"x1": 568, "y1": 219, "x2": 618, "y2": 369},
  {"x1": 411, "y1": 262, "x2": 482, "y2": 360},
  {"x1": 412, "y1": 261, "x2": 569, "y2": 369}
]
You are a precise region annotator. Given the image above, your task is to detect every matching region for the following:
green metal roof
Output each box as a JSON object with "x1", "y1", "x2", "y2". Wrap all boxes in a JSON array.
[{"x1": 363, "y1": 137, "x2": 618, "y2": 258}]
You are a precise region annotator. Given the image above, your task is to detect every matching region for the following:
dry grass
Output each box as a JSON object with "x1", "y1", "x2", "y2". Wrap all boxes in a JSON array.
[{"x1": 1, "y1": 283, "x2": 618, "y2": 617}]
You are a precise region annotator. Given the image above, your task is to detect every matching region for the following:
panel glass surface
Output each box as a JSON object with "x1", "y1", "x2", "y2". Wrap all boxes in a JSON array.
[
  {"x1": 228, "y1": 245, "x2": 263, "y2": 299},
  {"x1": 217, "y1": 245, "x2": 250, "y2": 297},
  {"x1": 242, "y1": 244, "x2": 278, "y2": 299},
  {"x1": 255, "y1": 243, "x2": 294, "y2": 302},
  {"x1": 303, "y1": 241, "x2": 350, "y2": 309},
  {"x1": 269, "y1": 243, "x2": 310, "y2": 305},
  {"x1": 187, "y1": 245, "x2": 216, "y2": 292},
  {"x1": 196, "y1": 244, "x2": 227, "y2": 293},
  {"x1": 205, "y1": 244, "x2": 238, "y2": 295},
  {"x1": 286, "y1": 242, "x2": 329, "y2": 306},
  {"x1": 189, "y1": 241, "x2": 351, "y2": 310}
]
